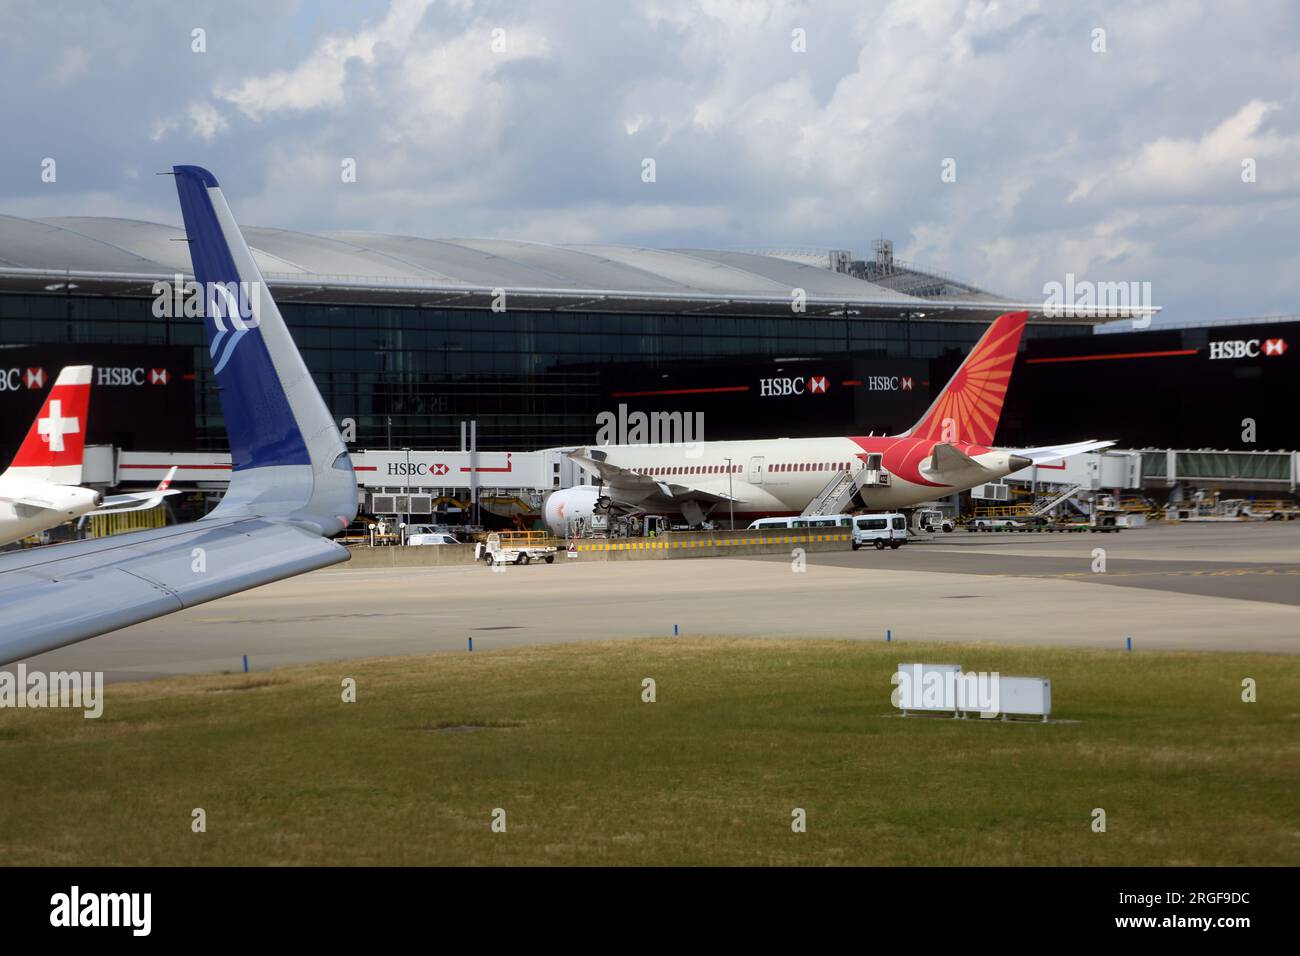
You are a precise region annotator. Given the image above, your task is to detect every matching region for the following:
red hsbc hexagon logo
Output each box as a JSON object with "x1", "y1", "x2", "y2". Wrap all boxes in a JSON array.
[
  {"x1": 807, "y1": 375, "x2": 829, "y2": 394},
  {"x1": 901, "y1": 376, "x2": 914, "y2": 390},
  {"x1": 25, "y1": 368, "x2": 47, "y2": 389},
  {"x1": 432, "y1": 463, "x2": 449, "y2": 476},
  {"x1": 149, "y1": 368, "x2": 170, "y2": 385},
  {"x1": 1263, "y1": 338, "x2": 1287, "y2": 357}
]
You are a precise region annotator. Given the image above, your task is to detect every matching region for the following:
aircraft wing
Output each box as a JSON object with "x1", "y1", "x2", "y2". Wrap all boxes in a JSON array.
[
  {"x1": 88, "y1": 489, "x2": 181, "y2": 516},
  {"x1": 568, "y1": 447, "x2": 740, "y2": 505},
  {"x1": 0, "y1": 495, "x2": 59, "y2": 511},
  {"x1": 91, "y1": 465, "x2": 180, "y2": 515},
  {"x1": 1011, "y1": 439, "x2": 1116, "y2": 465},
  {"x1": 0, "y1": 165, "x2": 358, "y2": 666},
  {"x1": 0, "y1": 518, "x2": 347, "y2": 664}
]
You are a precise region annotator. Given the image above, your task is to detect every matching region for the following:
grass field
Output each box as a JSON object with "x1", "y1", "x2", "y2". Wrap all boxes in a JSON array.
[{"x1": 2, "y1": 637, "x2": 1298, "y2": 866}]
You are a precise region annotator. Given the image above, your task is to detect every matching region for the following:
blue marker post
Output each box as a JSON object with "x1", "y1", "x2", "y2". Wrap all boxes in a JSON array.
[
  {"x1": 1126, "y1": 636, "x2": 1132, "y2": 653},
  {"x1": 468, "y1": 637, "x2": 473, "y2": 653},
  {"x1": 673, "y1": 624, "x2": 679, "y2": 638},
  {"x1": 886, "y1": 628, "x2": 891, "y2": 643},
  {"x1": 242, "y1": 655, "x2": 249, "y2": 673}
]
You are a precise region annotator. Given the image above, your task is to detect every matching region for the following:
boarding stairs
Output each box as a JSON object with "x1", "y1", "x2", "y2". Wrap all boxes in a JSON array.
[
  {"x1": 802, "y1": 469, "x2": 861, "y2": 518},
  {"x1": 1029, "y1": 483, "x2": 1082, "y2": 518}
]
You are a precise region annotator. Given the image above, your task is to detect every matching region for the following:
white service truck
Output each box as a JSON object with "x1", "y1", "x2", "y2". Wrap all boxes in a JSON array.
[
  {"x1": 475, "y1": 531, "x2": 557, "y2": 566},
  {"x1": 912, "y1": 509, "x2": 955, "y2": 534}
]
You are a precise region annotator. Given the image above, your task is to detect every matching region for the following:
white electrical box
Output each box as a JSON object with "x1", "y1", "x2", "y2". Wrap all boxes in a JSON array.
[
  {"x1": 895, "y1": 662, "x2": 963, "y2": 715},
  {"x1": 995, "y1": 676, "x2": 1052, "y2": 720}
]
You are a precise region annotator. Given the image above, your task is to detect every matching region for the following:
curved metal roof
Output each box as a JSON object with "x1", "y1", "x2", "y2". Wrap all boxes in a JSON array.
[
  {"x1": 0, "y1": 212, "x2": 1139, "y2": 322},
  {"x1": 0, "y1": 214, "x2": 912, "y2": 298}
]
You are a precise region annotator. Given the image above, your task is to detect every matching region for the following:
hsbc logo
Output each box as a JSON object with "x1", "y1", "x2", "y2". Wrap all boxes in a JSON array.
[
  {"x1": 0, "y1": 368, "x2": 48, "y2": 392},
  {"x1": 866, "y1": 375, "x2": 914, "y2": 391},
  {"x1": 1208, "y1": 338, "x2": 1288, "y2": 360},
  {"x1": 95, "y1": 367, "x2": 171, "y2": 386},
  {"x1": 3, "y1": 365, "x2": 175, "y2": 394},
  {"x1": 759, "y1": 375, "x2": 830, "y2": 397}
]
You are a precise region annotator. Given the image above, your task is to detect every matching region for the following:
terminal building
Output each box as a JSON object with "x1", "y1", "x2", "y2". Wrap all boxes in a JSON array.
[{"x1": 0, "y1": 214, "x2": 1295, "y2": 523}]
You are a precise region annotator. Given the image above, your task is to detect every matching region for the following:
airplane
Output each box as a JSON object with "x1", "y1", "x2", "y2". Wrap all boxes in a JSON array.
[
  {"x1": 79, "y1": 467, "x2": 182, "y2": 523},
  {"x1": 0, "y1": 165, "x2": 357, "y2": 665},
  {"x1": 0, "y1": 367, "x2": 191, "y2": 548},
  {"x1": 543, "y1": 310, "x2": 1114, "y2": 534},
  {"x1": 0, "y1": 366, "x2": 101, "y2": 546}
]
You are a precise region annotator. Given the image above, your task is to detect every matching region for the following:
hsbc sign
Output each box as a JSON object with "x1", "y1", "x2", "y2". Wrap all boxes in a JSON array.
[
  {"x1": 1, "y1": 366, "x2": 173, "y2": 388},
  {"x1": 866, "y1": 375, "x2": 914, "y2": 391},
  {"x1": 759, "y1": 375, "x2": 830, "y2": 397},
  {"x1": 96, "y1": 367, "x2": 172, "y2": 386},
  {"x1": 387, "y1": 461, "x2": 451, "y2": 477},
  {"x1": 0, "y1": 368, "x2": 48, "y2": 392},
  {"x1": 1208, "y1": 338, "x2": 1287, "y2": 360},
  {"x1": 0, "y1": 346, "x2": 195, "y2": 459}
]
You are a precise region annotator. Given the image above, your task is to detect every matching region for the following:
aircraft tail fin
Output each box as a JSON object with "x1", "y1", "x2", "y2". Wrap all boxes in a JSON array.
[
  {"x1": 900, "y1": 311, "x2": 1027, "y2": 446},
  {"x1": 2, "y1": 366, "x2": 92, "y2": 486},
  {"x1": 172, "y1": 165, "x2": 356, "y2": 535},
  {"x1": 155, "y1": 465, "x2": 178, "y2": 492}
]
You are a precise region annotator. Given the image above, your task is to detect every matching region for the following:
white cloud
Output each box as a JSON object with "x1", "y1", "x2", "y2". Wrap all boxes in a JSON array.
[
  {"x1": 188, "y1": 102, "x2": 229, "y2": 142},
  {"x1": 5, "y1": 0, "x2": 1300, "y2": 322},
  {"x1": 1070, "y1": 100, "x2": 1300, "y2": 202},
  {"x1": 218, "y1": 0, "x2": 436, "y2": 119}
]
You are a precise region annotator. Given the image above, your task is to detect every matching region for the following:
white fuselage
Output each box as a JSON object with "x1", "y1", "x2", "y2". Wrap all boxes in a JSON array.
[
  {"x1": 583, "y1": 435, "x2": 1024, "y2": 517},
  {"x1": 0, "y1": 476, "x2": 102, "y2": 546}
]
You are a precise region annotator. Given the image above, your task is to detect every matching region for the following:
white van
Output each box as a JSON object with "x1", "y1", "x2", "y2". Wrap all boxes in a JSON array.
[
  {"x1": 405, "y1": 525, "x2": 460, "y2": 546},
  {"x1": 748, "y1": 515, "x2": 853, "y2": 531},
  {"x1": 852, "y1": 513, "x2": 908, "y2": 550}
]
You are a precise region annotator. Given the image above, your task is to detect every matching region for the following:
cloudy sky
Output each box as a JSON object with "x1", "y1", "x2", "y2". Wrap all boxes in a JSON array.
[{"x1": 2, "y1": 0, "x2": 1298, "y2": 323}]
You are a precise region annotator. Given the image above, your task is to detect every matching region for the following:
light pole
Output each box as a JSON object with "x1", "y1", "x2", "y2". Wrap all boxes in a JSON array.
[
  {"x1": 402, "y1": 446, "x2": 411, "y2": 543},
  {"x1": 724, "y1": 457, "x2": 734, "y2": 530}
]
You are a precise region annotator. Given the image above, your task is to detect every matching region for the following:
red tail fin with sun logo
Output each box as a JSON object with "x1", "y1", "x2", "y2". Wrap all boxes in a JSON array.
[{"x1": 901, "y1": 311, "x2": 1027, "y2": 446}]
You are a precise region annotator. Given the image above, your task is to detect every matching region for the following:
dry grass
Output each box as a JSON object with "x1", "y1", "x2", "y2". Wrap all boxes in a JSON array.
[{"x1": 1, "y1": 637, "x2": 1297, "y2": 865}]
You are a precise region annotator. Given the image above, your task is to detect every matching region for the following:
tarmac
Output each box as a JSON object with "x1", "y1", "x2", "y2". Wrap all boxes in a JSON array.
[{"x1": 21, "y1": 522, "x2": 1300, "y2": 682}]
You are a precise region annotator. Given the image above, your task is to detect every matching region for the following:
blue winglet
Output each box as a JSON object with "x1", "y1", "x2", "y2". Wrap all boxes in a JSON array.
[{"x1": 173, "y1": 165, "x2": 310, "y2": 471}]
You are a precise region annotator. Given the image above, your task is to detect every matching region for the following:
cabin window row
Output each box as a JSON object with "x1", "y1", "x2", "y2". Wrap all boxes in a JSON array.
[
  {"x1": 631, "y1": 465, "x2": 742, "y2": 476},
  {"x1": 770, "y1": 461, "x2": 855, "y2": 473},
  {"x1": 629, "y1": 461, "x2": 855, "y2": 477}
]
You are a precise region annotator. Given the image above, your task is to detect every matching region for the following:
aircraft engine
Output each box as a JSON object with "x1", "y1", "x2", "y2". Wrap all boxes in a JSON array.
[{"x1": 543, "y1": 485, "x2": 604, "y2": 536}]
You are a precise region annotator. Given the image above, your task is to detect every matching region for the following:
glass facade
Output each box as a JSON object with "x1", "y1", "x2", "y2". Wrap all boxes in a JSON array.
[{"x1": 0, "y1": 291, "x2": 1090, "y2": 451}]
